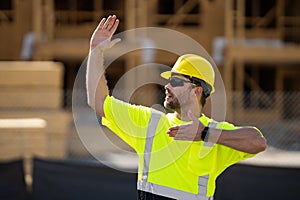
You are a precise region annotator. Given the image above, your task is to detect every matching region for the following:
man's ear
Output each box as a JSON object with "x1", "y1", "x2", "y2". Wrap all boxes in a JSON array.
[{"x1": 194, "y1": 86, "x2": 203, "y2": 96}]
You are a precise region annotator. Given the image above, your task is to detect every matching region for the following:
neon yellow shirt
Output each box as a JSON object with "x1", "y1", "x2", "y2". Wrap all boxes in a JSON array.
[{"x1": 102, "y1": 96, "x2": 257, "y2": 197}]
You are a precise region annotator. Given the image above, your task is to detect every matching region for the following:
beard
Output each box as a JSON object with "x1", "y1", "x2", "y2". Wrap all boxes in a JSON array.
[
  {"x1": 163, "y1": 89, "x2": 191, "y2": 111},
  {"x1": 164, "y1": 98, "x2": 178, "y2": 111}
]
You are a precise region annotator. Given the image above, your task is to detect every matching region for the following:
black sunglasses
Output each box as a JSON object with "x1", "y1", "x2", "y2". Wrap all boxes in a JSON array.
[{"x1": 168, "y1": 77, "x2": 197, "y2": 87}]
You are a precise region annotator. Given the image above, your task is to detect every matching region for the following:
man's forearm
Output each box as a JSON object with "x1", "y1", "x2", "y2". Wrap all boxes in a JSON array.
[
  {"x1": 207, "y1": 127, "x2": 267, "y2": 154},
  {"x1": 86, "y1": 47, "x2": 109, "y2": 116}
]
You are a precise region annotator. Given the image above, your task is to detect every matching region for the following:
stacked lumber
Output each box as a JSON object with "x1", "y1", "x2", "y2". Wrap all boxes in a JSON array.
[{"x1": 0, "y1": 61, "x2": 71, "y2": 161}]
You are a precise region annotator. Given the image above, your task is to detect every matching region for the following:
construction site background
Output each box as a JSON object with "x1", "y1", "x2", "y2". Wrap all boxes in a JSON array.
[{"x1": 0, "y1": 0, "x2": 300, "y2": 195}]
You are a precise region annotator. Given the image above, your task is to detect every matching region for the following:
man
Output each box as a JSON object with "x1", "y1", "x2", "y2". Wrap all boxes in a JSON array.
[{"x1": 86, "y1": 15, "x2": 266, "y2": 200}]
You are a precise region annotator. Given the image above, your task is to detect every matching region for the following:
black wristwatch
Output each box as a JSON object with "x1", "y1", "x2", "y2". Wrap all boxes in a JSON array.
[{"x1": 201, "y1": 126, "x2": 209, "y2": 142}]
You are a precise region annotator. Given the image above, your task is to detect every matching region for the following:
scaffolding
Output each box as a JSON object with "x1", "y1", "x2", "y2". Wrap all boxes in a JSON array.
[{"x1": 223, "y1": 0, "x2": 300, "y2": 121}]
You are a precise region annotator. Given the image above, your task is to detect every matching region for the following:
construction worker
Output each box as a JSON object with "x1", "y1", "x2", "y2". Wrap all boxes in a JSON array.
[{"x1": 86, "y1": 15, "x2": 266, "y2": 200}]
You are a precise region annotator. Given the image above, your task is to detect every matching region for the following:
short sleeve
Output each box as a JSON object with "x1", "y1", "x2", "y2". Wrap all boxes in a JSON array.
[
  {"x1": 188, "y1": 121, "x2": 258, "y2": 175},
  {"x1": 102, "y1": 96, "x2": 152, "y2": 153},
  {"x1": 214, "y1": 121, "x2": 257, "y2": 174}
]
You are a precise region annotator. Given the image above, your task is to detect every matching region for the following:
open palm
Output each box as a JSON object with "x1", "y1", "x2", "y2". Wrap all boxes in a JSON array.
[{"x1": 90, "y1": 15, "x2": 121, "y2": 50}]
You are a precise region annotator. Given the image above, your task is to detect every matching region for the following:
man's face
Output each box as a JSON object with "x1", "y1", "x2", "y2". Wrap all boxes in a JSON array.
[{"x1": 164, "y1": 75, "x2": 196, "y2": 111}]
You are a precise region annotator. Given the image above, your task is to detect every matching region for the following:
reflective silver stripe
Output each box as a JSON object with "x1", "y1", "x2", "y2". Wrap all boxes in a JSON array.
[
  {"x1": 208, "y1": 121, "x2": 218, "y2": 128},
  {"x1": 204, "y1": 121, "x2": 218, "y2": 147},
  {"x1": 139, "y1": 110, "x2": 213, "y2": 199},
  {"x1": 138, "y1": 175, "x2": 211, "y2": 200},
  {"x1": 142, "y1": 110, "x2": 161, "y2": 181}
]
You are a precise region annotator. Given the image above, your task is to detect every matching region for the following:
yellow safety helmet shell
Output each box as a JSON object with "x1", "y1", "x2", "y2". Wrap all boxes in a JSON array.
[{"x1": 161, "y1": 54, "x2": 215, "y2": 93}]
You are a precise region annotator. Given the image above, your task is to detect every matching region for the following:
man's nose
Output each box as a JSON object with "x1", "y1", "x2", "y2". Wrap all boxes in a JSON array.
[{"x1": 165, "y1": 82, "x2": 171, "y2": 90}]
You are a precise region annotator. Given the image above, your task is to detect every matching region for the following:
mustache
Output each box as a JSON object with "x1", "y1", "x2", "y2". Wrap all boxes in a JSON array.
[{"x1": 165, "y1": 88, "x2": 174, "y2": 96}]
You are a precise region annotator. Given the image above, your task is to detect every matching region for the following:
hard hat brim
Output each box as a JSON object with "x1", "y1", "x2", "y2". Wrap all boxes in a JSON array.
[{"x1": 160, "y1": 71, "x2": 172, "y2": 80}]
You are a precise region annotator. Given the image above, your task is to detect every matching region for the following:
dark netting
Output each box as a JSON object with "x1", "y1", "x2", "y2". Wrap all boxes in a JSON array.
[
  {"x1": 31, "y1": 157, "x2": 137, "y2": 200},
  {"x1": 0, "y1": 159, "x2": 28, "y2": 200},
  {"x1": 215, "y1": 163, "x2": 300, "y2": 200}
]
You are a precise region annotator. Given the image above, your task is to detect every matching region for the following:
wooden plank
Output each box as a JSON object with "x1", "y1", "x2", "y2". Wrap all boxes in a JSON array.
[
  {"x1": 32, "y1": 0, "x2": 42, "y2": 42},
  {"x1": 0, "y1": 146, "x2": 47, "y2": 158},
  {"x1": 236, "y1": 0, "x2": 245, "y2": 41},
  {"x1": 245, "y1": 29, "x2": 282, "y2": 39},
  {"x1": 47, "y1": 134, "x2": 68, "y2": 158},
  {"x1": 0, "y1": 87, "x2": 62, "y2": 108},
  {"x1": 0, "y1": 118, "x2": 47, "y2": 159},
  {"x1": 0, "y1": 118, "x2": 46, "y2": 129},
  {"x1": 54, "y1": 24, "x2": 94, "y2": 38},
  {"x1": 0, "y1": 114, "x2": 70, "y2": 160},
  {"x1": 0, "y1": 61, "x2": 64, "y2": 87},
  {"x1": 0, "y1": 25, "x2": 15, "y2": 60},
  {"x1": 226, "y1": 45, "x2": 300, "y2": 63},
  {"x1": 225, "y1": 0, "x2": 234, "y2": 43},
  {"x1": 36, "y1": 39, "x2": 89, "y2": 60},
  {"x1": 0, "y1": 110, "x2": 71, "y2": 135},
  {"x1": 44, "y1": 0, "x2": 54, "y2": 39}
]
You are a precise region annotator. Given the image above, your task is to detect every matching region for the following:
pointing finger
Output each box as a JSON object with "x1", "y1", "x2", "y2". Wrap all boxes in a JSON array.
[{"x1": 168, "y1": 126, "x2": 180, "y2": 131}]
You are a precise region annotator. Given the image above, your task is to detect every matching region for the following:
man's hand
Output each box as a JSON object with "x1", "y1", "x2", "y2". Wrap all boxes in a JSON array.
[
  {"x1": 90, "y1": 15, "x2": 121, "y2": 50},
  {"x1": 167, "y1": 111, "x2": 205, "y2": 141},
  {"x1": 86, "y1": 15, "x2": 121, "y2": 116}
]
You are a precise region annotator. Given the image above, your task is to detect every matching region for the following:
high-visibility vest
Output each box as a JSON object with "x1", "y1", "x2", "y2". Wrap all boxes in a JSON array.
[{"x1": 138, "y1": 110, "x2": 214, "y2": 200}]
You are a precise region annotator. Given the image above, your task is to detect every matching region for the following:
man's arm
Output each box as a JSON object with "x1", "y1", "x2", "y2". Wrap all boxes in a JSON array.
[
  {"x1": 86, "y1": 15, "x2": 120, "y2": 117},
  {"x1": 167, "y1": 112, "x2": 267, "y2": 154},
  {"x1": 206, "y1": 127, "x2": 266, "y2": 154}
]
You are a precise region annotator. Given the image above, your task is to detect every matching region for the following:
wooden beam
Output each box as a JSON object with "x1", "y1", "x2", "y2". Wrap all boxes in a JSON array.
[
  {"x1": 125, "y1": 0, "x2": 136, "y2": 29},
  {"x1": 166, "y1": 0, "x2": 199, "y2": 26},
  {"x1": 236, "y1": 0, "x2": 245, "y2": 42},
  {"x1": 44, "y1": 0, "x2": 54, "y2": 39},
  {"x1": 225, "y1": 0, "x2": 234, "y2": 43},
  {"x1": 93, "y1": 0, "x2": 103, "y2": 21},
  {"x1": 277, "y1": 0, "x2": 286, "y2": 39},
  {"x1": 0, "y1": 61, "x2": 64, "y2": 87},
  {"x1": 226, "y1": 45, "x2": 300, "y2": 63},
  {"x1": 32, "y1": 0, "x2": 42, "y2": 42}
]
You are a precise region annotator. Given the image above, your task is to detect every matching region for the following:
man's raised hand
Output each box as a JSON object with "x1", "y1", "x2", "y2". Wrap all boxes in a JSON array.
[{"x1": 90, "y1": 15, "x2": 121, "y2": 50}]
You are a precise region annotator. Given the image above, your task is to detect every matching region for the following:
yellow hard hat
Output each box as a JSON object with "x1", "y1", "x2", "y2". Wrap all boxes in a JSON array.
[{"x1": 160, "y1": 54, "x2": 215, "y2": 93}]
